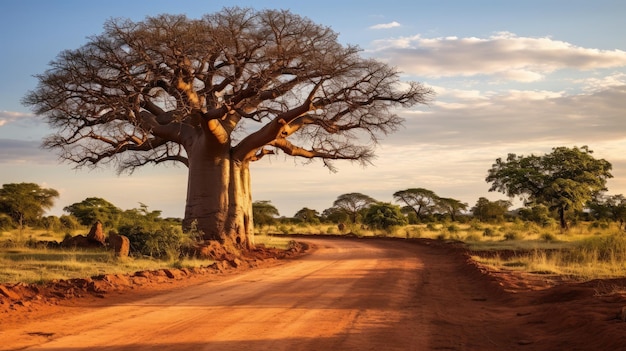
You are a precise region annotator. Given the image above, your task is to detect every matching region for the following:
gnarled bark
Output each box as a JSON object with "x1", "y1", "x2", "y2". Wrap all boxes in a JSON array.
[{"x1": 182, "y1": 135, "x2": 253, "y2": 250}]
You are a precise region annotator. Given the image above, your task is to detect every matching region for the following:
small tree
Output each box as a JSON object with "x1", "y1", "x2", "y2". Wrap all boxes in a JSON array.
[
  {"x1": 64, "y1": 197, "x2": 122, "y2": 227},
  {"x1": 517, "y1": 204, "x2": 555, "y2": 227},
  {"x1": 252, "y1": 200, "x2": 279, "y2": 227},
  {"x1": 587, "y1": 194, "x2": 626, "y2": 230},
  {"x1": 363, "y1": 202, "x2": 407, "y2": 230},
  {"x1": 435, "y1": 197, "x2": 468, "y2": 222},
  {"x1": 332, "y1": 193, "x2": 376, "y2": 224},
  {"x1": 0, "y1": 183, "x2": 59, "y2": 234},
  {"x1": 486, "y1": 146, "x2": 612, "y2": 230},
  {"x1": 321, "y1": 206, "x2": 349, "y2": 224},
  {"x1": 393, "y1": 188, "x2": 438, "y2": 220},
  {"x1": 471, "y1": 197, "x2": 512, "y2": 222},
  {"x1": 294, "y1": 207, "x2": 320, "y2": 224}
]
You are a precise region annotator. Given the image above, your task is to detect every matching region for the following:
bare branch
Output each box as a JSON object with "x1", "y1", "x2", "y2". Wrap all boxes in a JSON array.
[{"x1": 24, "y1": 8, "x2": 432, "y2": 174}]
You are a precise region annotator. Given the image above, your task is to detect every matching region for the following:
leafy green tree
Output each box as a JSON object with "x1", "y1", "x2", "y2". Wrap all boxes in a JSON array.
[
  {"x1": 59, "y1": 214, "x2": 82, "y2": 231},
  {"x1": 471, "y1": 197, "x2": 512, "y2": 222},
  {"x1": 486, "y1": 146, "x2": 612, "y2": 230},
  {"x1": 23, "y1": 8, "x2": 432, "y2": 250},
  {"x1": 0, "y1": 183, "x2": 59, "y2": 233},
  {"x1": 252, "y1": 201, "x2": 279, "y2": 227},
  {"x1": 332, "y1": 193, "x2": 376, "y2": 224},
  {"x1": 517, "y1": 204, "x2": 556, "y2": 227},
  {"x1": 363, "y1": 202, "x2": 407, "y2": 230},
  {"x1": 587, "y1": 194, "x2": 626, "y2": 230},
  {"x1": 294, "y1": 207, "x2": 320, "y2": 224},
  {"x1": 435, "y1": 197, "x2": 468, "y2": 222},
  {"x1": 39, "y1": 215, "x2": 62, "y2": 233},
  {"x1": 64, "y1": 197, "x2": 122, "y2": 227},
  {"x1": 321, "y1": 206, "x2": 349, "y2": 224},
  {"x1": 393, "y1": 188, "x2": 438, "y2": 220}
]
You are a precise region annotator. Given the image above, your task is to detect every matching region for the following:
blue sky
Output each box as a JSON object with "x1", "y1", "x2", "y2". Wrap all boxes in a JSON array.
[{"x1": 1, "y1": 0, "x2": 625, "y2": 218}]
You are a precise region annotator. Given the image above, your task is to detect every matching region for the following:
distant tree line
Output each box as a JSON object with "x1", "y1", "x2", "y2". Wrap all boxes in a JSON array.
[
  {"x1": 1, "y1": 146, "x2": 623, "y2": 239},
  {"x1": 252, "y1": 146, "x2": 623, "y2": 231}
]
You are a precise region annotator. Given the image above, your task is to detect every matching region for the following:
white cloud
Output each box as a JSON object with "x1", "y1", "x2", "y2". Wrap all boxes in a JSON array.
[
  {"x1": 369, "y1": 21, "x2": 401, "y2": 30},
  {"x1": 368, "y1": 32, "x2": 626, "y2": 81},
  {"x1": 0, "y1": 110, "x2": 37, "y2": 127},
  {"x1": 390, "y1": 84, "x2": 626, "y2": 149},
  {"x1": 575, "y1": 72, "x2": 626, "y2": 92}
]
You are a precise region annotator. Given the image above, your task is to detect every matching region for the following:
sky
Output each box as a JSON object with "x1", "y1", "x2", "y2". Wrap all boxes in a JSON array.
[{"x1": 1, "y1": 0, "x2": 625, "y2": 219}]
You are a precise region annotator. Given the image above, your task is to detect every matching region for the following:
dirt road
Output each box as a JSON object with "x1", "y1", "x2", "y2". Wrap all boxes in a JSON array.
[{"x1": 2, "y1": 238, "x2": 625, "y2": 350}]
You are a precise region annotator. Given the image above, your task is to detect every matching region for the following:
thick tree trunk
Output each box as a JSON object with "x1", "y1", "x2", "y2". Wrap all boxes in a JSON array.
[{"x1": 182, "y1": 137, "x2": 254, "y2": 252}]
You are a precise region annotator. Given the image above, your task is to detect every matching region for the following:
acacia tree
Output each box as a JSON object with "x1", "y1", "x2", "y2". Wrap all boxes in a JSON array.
[
  {"x1": 23, "y1": 8, "x2": 432, "y2": 250},
  {"x1": 251, "y1": 200, "x2": 279, "y2": 227},
  {"x1": 393, "y1": 188, "x2": 438, "y2": 219},
  {"x1": 294, "y1": 207, "x2": 320, "y2": 224},
  {"x1": 435, "y1": 197, "x2": 467, "y2": 222},
  {"x1": 0, "y1": 183, "x2": 59, "y2": 233},
  {"x1": 486, "y1": 146, "x2": 612, "y2": 230},
  {"x1": 471, "y1": 197, "x2": 512, "y2": 222},
  {"x1": 64, "y1": 197, "x2": 122, "y2": 227},
  {"x1": 332, "y1": 193, "x2": 377, "y2": 224}
]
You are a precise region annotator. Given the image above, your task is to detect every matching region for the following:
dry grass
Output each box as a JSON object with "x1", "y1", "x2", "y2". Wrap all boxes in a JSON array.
[
  {"x1": 0, "y1": 246, "x2": 214, "y2": 284},
  {"x1": 3, "y1": 222, "x2": 624, "y2": 284},
  {"x1": 262, "y1": 221, "x2": 626, "y2": 281},
  {"x1": 0, "y1": 230, "x2": 297, "y2": 285}
]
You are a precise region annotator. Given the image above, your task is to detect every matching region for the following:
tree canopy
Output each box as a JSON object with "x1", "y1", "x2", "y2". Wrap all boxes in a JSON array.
[
  {"x1": 332, "y1": 193, "x2": 377, "y2": 223},
  {"x1": 393, "y1": 188, "x2": 438, "y2": 219},
  {"x1": 471, "y1": 197, "x2": 512, "y2": 222},
  {"x1": 64, "y1": 197, "x2": 122, "y2": 227},
  {"x1": 252, "y1": 200, "x2": 280, "y2": 226},
  {"x1": 486, "y1": 146, "x2": 612, "y2": 229},
  {"x1": 294, "y1": 207, "x2": 320, "y2": 224},
  {"x1": 0, "y1": 183, "x2": 59, "y2": 231},
  {"x1": 363, "y1": 202, "x2": 407, "y2": 230},
  {"x1": 23, "y1": 7, "x2": 433, "y2": 247}
]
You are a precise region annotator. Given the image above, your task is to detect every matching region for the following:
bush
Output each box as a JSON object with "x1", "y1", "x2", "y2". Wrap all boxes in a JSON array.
[
  {"x1": 447, "y1": 224, "x2": 460, "y2": 233},
  {"x1": 464, "y1": 233, "x2": 482, "y2": 242},
  {"x1": 363, "y1": 203, "x2": 407, "y2": 230},
  {"x1": 426, "y1": 223, "x2": 438, "y2": 231},
  {"x1": 483, "y1": 228, "x2": 497, "y2": 237},
  {"x1": 503, "y1": 231, "x2": 523, "y2": 241},
  {"x1": 119, "y1": 223, "x2": 195, "y2": 260},
  {"x1": 539, "y1": 232, "x2": 557, "y2": 242},
  {"x1": 59, "y1": 215, "x2": 82, "y2": 231}
]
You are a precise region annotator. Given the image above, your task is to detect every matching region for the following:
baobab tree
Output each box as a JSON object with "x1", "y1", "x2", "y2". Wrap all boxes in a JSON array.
[{"x1": 23, "y1": 8, "x2": 432, "y2": 251}]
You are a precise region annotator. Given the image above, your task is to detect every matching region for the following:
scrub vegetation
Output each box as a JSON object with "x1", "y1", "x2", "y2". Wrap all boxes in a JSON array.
[{"x1": 0, "y1": 146, "x2": 624, "y2": 283}]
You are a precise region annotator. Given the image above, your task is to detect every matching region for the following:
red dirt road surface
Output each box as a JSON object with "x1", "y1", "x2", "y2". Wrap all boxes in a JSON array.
[{"x1": 2, "y1": 238, "x2": 626, "y2": 350}]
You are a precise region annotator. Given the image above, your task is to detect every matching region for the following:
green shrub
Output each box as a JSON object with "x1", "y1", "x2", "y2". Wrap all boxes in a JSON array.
[
  {"x1": 119, "y1": 223, "x2": 194, "y2": 260},
  {"x1": 503, "y1": 231, "x2": 522, "y2": 241},
  {"x1": 483, "y1": 228, "x2": 497, "y2": 237},
  {"x1": 469, "y1": 222, "x2": 483, "y2": 231},
  {"x1": 447, "y1": 224, "x2": 460, "y2": 233},
  {"x1": 539, "y1": 232, "x2": 557, "y2": 242},
  {"x1": 464, "y1": 233, "x2": 482, "y2": 242}
]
